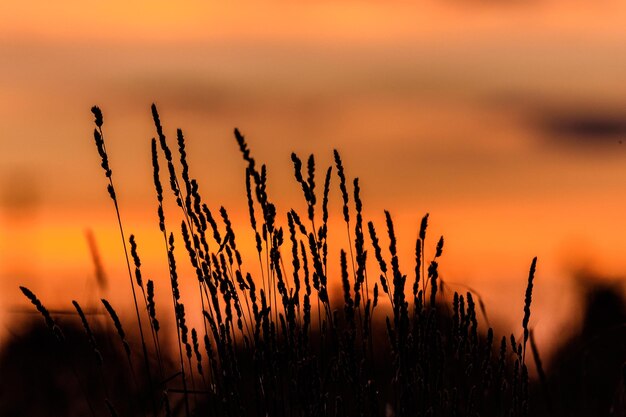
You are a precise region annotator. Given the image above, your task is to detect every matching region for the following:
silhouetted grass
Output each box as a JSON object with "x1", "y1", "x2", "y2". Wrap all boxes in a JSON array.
[{"x1": 10, "y1": 105, "x2": 625, "y2": 416}]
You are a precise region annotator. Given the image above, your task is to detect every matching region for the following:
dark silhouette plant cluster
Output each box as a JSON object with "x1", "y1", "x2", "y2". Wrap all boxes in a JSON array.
[{"x1": 16, "y1": 105, "x2": 544, "y2": 417}]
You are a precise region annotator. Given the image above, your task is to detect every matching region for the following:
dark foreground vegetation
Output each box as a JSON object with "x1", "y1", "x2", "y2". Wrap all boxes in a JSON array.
[{"x1": 3, "y1": 106, "x2": 625, "y2": 416}]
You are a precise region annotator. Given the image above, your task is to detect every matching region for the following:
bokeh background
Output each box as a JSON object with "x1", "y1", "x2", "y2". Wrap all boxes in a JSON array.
[{"x1": 2, "y1": 1, "x2": 626, "y2": 363}]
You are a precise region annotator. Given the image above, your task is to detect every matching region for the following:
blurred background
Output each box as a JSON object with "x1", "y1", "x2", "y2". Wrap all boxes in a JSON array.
[{"x1": 1, "y1": 0, "x2": 626, "y2": 365}]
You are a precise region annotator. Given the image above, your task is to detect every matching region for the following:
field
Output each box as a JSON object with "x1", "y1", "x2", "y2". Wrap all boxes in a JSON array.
[{"x1": 1, "y1": 106, "x2": 625, "y2": 417}]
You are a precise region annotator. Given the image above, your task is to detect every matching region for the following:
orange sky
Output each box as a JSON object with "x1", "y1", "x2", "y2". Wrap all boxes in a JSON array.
[
  {"x1": 2, "y1": 1, "x2": 626, "y2": 361},
  {"x1": 3, "y1": 1, "x2": 626, "y2": 43}
]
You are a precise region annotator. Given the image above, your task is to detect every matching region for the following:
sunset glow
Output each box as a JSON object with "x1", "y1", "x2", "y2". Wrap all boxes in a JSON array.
[{"x1": 2, "y1": 0, "x2": 626, "y2": 378}]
